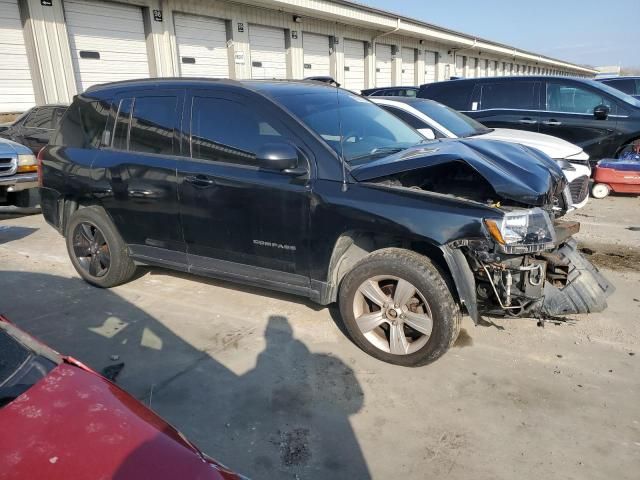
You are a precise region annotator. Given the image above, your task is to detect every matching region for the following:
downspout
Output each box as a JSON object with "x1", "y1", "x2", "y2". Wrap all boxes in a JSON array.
[{"x1": 370, "y1": 18, "x2": 401, "y2": 87}]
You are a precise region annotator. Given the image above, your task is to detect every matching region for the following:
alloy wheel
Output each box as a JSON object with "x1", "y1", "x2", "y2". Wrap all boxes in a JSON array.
[
  {"x1": 72, "y1": 221, "x2": 111, "y2": 277},
  {"x1": 352, "y1": 275, "x2": 433, "y2": 355}
]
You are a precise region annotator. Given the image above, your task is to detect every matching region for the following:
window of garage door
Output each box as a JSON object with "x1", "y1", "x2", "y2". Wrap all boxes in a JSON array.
[
  {"x1": 249, "y1": 24, "x2": 287, "y2": 80},
  {"x1": 174, "y1": 13, "x2": 230, "y2": 78},
  {"x1": 65, "y1": 0, "x2": 150, "y2": 93}
]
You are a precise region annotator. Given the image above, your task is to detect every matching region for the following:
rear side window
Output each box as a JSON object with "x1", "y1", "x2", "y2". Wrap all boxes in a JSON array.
[
  {"x1": 190, "y1": 97, "x2": 282, "y2": 165},
  {"x1": 51, "y1": 97, "x2": 109, "y2": 148},
  {"x1": 480, "y1": 81, "x2": 539, "y2": 110},
  {"x1": 24, "y1": 108, "x2": 53, "y2": 129},
  {"x1": 110, "y1": 96, "x2": 177, "y2": 155},
  {"x1": 420, "y1": 82, "x2": 475, "y2": 110},
  {"x1": 602, "y1": 78, "x2": 636, "y2": 95}
]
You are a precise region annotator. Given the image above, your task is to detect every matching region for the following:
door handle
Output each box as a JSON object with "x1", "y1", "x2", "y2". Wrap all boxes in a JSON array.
[
  {"x1": 542, "y1": 120, "x2": 562, "y2": 126},
  {"x1": 519, "y1": 118, "x2": 538, "y2": 125},
  {"x1": 185, "y1": 174, "x2": 215, "y2": 187}
]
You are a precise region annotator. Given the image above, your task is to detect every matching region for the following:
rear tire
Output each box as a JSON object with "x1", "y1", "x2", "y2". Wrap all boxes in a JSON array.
[
  {"x1": 338, "y1": 248, "x2": 461, "y2": 367},
  {"x1": 591, "y1": 183, "x2": 610, "y2": 199},
  {"x1": 65, "y1": 206, "x2": 137, "y2": 288}
]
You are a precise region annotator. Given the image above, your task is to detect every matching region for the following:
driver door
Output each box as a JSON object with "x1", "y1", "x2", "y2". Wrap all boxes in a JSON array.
[{"x1": 178, "y1": 90, "x2": 313, "y2": 288}]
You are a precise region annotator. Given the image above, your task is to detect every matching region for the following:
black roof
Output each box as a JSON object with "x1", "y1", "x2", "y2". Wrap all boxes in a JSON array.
[{"x1": 420, "y1": 75, "x2": 599, "y2": 89}]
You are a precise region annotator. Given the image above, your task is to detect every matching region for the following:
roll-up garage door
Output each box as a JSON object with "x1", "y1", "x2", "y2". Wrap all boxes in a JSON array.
[
  {"x1": 375, "y1": 44, "x2": 392, "y2": 87},
  {"x1": 479, "y1": 59, "x2": 486, "y2": 77},
  {"x1": 0, "y1": 0, "x2": 35, "y2": 112},
  {"x1": 424, "y1": 51, "x2": 437, "y2": 84},
  {"x1": 455, "y1": 55, "x2": 464, "y2": 76},
  {"x1": 467, "y1": 57, "x2": 476, "y2": 78},
  {"x1": 174, "y1": 13, "x2": 229, "y2": 78},
  {"x1": 401, "y1": 47, "x2": 415, "y2": 85},
  {"x1": 303, "y1": 32, "x2": 330, "y2": 77},
  {"x1": 65, "y1": 0, "x2": 150, "y2": 92},
  {"x1": 343, "y1": 38, "x2": 365, "y2": 91},
  {"x1": 249, "y1": 24, "x2": 286, "y2": 79}
]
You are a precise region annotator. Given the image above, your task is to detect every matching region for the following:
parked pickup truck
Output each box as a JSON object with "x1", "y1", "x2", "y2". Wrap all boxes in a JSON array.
[
  {"x1": 0, "y1": 138, "x2": 39, "y2": 208},
  {"x1": 39, "y1": 79, "x2": 614, "y2": 366}
]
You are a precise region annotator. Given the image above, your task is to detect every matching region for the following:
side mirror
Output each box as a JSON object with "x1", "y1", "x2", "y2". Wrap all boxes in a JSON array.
[
  {"x1": 256, "y1": 143, "x2": 304, "y2": 174},
  {"x1": 418, "y1": 128, "x2": 436, "y2": 140},
  {"x1": 594, "y1": 104, "x2": 610, "y2": 120}
]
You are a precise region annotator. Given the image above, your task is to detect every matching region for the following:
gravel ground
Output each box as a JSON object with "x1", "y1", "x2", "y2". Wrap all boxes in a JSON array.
[{"x1": 1, "y1": 195, "x2": 639, "y2": 480}]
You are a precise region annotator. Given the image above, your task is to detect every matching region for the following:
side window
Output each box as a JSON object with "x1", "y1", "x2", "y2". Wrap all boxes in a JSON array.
[
  {"x1": 383, "y1": 106, "x2": 424, "y2": 129},
  {"x1": 480, "y1": 82, "x2": 538, "y2": 110},
  {"x1": 546, "y1": 83, "x2": 612, "y2": 114},
  {"x1": 425, "y1": 83, "x2": 475, "y2": 110},
  {"x1": 190, "y1": 97, "x2": 283, "y2": 165},
  {"x1": 604, "y1": 79, "x2": 635, "y2": 95},
  {"x1": 128, "y1": 96, "x2": 177, "y2": 155},
  {"x1": 51, "y1": 97, "x2": 109, "y2": 148},
  {"x1": 24, "y1": 108, "x2": 53, "y2": 129},
  {"x1": 112, "y1": 98, "x2": 133, "y2": 151},
  {"x1": 404, "y1": 89, "x2": 418, "y2": 98}
]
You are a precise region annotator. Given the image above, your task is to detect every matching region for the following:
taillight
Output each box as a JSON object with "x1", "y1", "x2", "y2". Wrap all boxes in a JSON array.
[{"x1": 37, "y1": 147, "x2": 45, "y2": 187}]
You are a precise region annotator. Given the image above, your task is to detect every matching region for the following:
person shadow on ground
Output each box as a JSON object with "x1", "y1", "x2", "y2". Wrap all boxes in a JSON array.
[{"x1": 1, "y1": 271, "x2": 370, "y2": 480}]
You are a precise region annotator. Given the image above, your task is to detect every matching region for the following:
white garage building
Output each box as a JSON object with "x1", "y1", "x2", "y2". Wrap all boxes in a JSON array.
[{"x1": 1, "y1": 0, "x2": 596, "y2": 113}]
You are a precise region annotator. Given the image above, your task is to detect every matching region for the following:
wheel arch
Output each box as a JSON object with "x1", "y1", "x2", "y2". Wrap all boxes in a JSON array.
[{"x1": 324, "y1": 230, "x2": 456, "y2": 304}]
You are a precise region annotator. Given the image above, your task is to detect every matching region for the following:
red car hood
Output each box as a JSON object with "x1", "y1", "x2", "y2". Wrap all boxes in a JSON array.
[{"x1": 0, "y1": 360, "x2": 239, "y2": 480}]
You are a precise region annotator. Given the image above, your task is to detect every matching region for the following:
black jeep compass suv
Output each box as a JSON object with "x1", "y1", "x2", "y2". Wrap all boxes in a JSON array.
[{"x1": 39, "y1": 79, "x2": 613, "y2": 366}]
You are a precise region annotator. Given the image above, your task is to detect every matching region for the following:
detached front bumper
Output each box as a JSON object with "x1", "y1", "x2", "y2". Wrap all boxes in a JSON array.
[
  {"x1": 441, "y1": 222, "x2": 614, "y2": 322},
  {"x1": 0, "y1": 172, "x2": 38, "y2": 192}
]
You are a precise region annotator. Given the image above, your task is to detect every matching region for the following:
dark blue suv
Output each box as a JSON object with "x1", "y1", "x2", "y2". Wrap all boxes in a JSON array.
[{"x1": 419, "y1": 76, "x2": 640, "y2": 162}]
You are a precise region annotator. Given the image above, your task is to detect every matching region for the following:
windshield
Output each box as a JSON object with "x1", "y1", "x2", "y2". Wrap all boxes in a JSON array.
[
  {"x1": 274, "y1": 89, "x2": 425, "y2": 164},
  {"x1": 585, "y1": 79, "x2": 640, "y2": 108},
  {"x1": 411, "y1": 100, "x2": 491, "y2": 138}
]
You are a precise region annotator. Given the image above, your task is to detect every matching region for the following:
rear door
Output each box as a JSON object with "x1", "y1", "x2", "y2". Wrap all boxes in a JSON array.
[
  {"x1": 178, "y1": 90, "x2": 312, "y2": 286},
  {"x1": 472, "y1": 80, "x2": 542, "y2": 132},
  {"x1": 541, "y1": 80, "x2": 619, "y2": 159},
  {"x1": 92, "y1": 89, "x2": 186, "y2": 263}
]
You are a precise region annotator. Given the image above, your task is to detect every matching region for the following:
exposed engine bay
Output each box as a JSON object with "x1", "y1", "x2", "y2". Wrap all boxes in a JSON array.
[{"x1": 370, "y1": 161, "x2": 567, "y2": 218}]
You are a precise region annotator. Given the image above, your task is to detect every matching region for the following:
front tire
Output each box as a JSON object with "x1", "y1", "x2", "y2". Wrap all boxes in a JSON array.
[
  {"x1": 338, "y1": 248, "x2": 461, "y2": 367},
  {"x1": 65, "y1": 206, "x2": 137, "y2": 288},
  {"x1": 591, "y1": 183, "x2": 610, "y2": 199}
]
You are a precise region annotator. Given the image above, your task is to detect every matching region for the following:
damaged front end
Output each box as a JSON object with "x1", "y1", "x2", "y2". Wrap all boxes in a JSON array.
[
  {"x1": 352, "y1": 139, "x2": 614, "y2": 321},
  {"x1": 443, "y1": 217, "x2": 614, "y2": 322}
]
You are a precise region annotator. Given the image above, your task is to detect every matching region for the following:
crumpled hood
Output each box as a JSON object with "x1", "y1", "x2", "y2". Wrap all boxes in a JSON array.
[
  {"x1": 351, "y1": 138, "x2": 566, "y2": 206},
  {"x1": 479, "y1": 128, "x2": 584, "y2": 159}
]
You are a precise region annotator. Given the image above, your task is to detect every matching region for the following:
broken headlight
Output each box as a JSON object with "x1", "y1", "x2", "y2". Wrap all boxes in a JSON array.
[{"x1": 484, "y1": 207, "x2": 556, "y2": 254}]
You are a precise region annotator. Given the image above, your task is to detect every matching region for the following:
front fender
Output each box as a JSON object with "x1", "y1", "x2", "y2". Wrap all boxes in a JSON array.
[{"x1": 440, "y1": 245, "x2": 479, "y2": 324}]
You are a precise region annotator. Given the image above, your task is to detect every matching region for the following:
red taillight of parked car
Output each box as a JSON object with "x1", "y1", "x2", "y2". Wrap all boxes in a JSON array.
[{"x1": 37, "y1": 147, "x2": 45, "y2": 187}]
